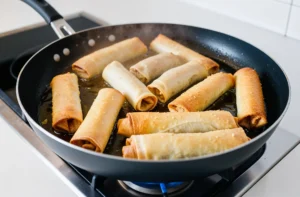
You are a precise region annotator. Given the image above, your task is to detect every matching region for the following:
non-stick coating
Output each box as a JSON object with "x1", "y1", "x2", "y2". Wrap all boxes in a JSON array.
[{"x1": 17, "y1": 23, "x2": 289, "y2": 181}]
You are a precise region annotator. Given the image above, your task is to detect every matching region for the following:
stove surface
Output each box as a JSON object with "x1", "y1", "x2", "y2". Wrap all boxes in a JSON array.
[{"x1": 0, "y1": 14, "x2": 299, "y2": 197}]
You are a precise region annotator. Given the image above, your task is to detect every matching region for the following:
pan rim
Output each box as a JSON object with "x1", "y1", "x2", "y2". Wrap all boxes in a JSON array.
[{"x1": 16, "y1": 22, "x2": 291, "y2": 164}]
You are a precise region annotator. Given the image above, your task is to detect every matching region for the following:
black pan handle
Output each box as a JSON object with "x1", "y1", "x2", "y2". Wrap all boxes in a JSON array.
[
  {"x1": 22, "y1": 0, "x2": 62, "y2": 24},
  {"x1": 21, "y1": 0, "x2": 76, "y2": 38}
]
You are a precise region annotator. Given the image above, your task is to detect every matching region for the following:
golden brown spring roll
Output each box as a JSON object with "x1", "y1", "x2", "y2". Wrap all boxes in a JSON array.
[
  {"x1": 118, "y1": 110, "x2": 238, "y2": 137},
  {"x1": 150, "y1": 34, "x2": 219, "y2": 74},
  {"x1": 129, "y1": 53, "x2": 186, "y2": 84},
  {"x1": 234, "y1": 67, "x2": 267, "y2": 129},
  {"x1": 168, "y1": 72, "x2": 235, "y2": 112},
  {"x1": 51, "y1": 73, "x2": 83, "y2": 133},
  {"x1": 102, "y1": 61, "x2": 158, "y2": 111},
  {"x1": 72, "y1": 37, "x2": 147, "y2": 79},
  {"x1": 148, "y1": 60, "x2": 208, "y2": 103},
  {"x1": 70, "y1": 88, "x2": 124, "y2": 152},
  {"x1": 122, "y1": 128, "x2": 250, "y2": 160}
]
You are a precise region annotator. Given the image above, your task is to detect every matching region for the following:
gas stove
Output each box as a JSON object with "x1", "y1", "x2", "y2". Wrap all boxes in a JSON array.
[{"x1": 0, "y1": 14, "x2": 299, "y2": 197}]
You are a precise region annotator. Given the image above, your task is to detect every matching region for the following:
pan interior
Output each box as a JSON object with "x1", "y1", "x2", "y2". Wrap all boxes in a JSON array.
[{"x1": 18, "y1": 23, "x2": 289, "y2": 157}]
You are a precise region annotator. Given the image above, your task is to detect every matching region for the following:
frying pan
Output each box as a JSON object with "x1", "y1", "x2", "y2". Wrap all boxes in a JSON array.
[{"x1": 17, "y1": 0, "x2": 290, "y2": 181}]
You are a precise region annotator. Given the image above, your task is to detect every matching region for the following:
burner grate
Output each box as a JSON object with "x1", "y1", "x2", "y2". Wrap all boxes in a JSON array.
[{"x1": 67, "y1": 144, "x2": 266, "y2": 197}]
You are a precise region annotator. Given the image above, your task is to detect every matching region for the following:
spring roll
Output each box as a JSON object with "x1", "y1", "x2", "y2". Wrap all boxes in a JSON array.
[
  {"x1": 168, "y1": 72, "x2": 234, "y2": 112},
  {"x1": 150, "y1": 34, "x2": 219, "y2": 74},
  {"x1": 234, "y1": 67, "x2": 267, "y2": 129},
  {"x1": 122, "y1": 128, "x2": 250, "y2": 160},
  {"x1": 118, "y1": 110, "x2": 238, "y2": 137},
  {"x1": 148, "y1": 60, "x2": 208, "y2": 103},
  {"x1": 103, "y1": 61, "x2": 158, "y2": 111},
  {"x1": 51, "y1": 73, "x2": 83, "y2": 133},
  {"x1": 72, "y1": 37, "x2": 147, "y2": 79},
  {"x1": 129, "y1": 53, "x2": 186, "y2": 84},
  {"x1": 70, "y1": 88, "x2": 124, "y2": 152}
]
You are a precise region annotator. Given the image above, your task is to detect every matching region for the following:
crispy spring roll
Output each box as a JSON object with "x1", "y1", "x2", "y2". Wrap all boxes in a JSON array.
[
  {"x1": 150, "y1": 34, "x2": 219, "y2": 74},
  {"x1": 129, "y1": 53, "x2": 186, "y2": 84},
  {"x1": 234, "y1": 67, "x2": 267, "y2": 129},
  {"x1": 70, "y1": 88, "x2": 124, "y2": 152},
  {"x1": 72, "y1": 37, "x2": 147, "y2": 79},
  {"x1": 118, "y1": 110, "x2": 238, "y2": 137},
  {"x1": 148, "y1": 60, "x2": 208, "y2": 103},
  {"x1": 122, "y1": 128, "x2": 250, "y2": 160},
  {"x1": 51, "y1": 73, "x2": 83, "y2": 133},
  {"x1": 102, "y1": 61, "x2": 158, "y2": 111},
  {"x1": 168, "y1": 72, "x2": 234, "y2": 112}
]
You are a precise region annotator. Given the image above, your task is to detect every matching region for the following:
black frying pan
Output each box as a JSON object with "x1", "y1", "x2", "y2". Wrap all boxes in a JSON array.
[{"x1": 17, "y1": 0, "x2": 290, "y2": 181}]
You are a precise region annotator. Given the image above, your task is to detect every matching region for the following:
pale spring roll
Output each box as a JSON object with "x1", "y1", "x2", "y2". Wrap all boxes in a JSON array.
[
  {"x1": 168, "y1": 72, "x2": 235, "y2": 112},
  {"x1": 148, "y1": 60, "x2": 208, "y2": 103},
  {"x1": 51, "y1": 73, "x2": 83, "y2": 133},
  {"x1": 72, "y1": 37, "x2": 147, "y2": 79},
  {"x1": 129, "y1": 53, "x2": 186, "y2": 84},
  {"x1": 102, "y1": 61, "x2": 158, "y2": 111},
  {"x1": 118, "y1": 110, "x2": 238, "y2": 137},
  {"x1": 122, "y1": 128, "x2": 250, "y2": 160},
  {"x1": 70, "y1": 88, "x2": 124, "y2": 152},
  {"x1": 150, "y1": 34, "x2": 219, "y2": 74},
  {"x1": 234, "y1": 67, "x2": 267, "y2": 129}
]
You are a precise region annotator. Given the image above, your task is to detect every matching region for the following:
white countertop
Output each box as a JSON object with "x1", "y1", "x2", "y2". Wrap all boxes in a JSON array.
[{"x1": 1, "y1": 0, "x2": 300, "y2": 196}]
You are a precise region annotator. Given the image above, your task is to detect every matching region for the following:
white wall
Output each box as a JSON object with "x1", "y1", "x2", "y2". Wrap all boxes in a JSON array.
[{"x1": 181, "y1": 0, "x2": 300, "y2": 40}]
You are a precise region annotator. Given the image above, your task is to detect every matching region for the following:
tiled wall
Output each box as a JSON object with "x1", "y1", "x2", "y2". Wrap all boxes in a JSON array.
[
  {"x1": 287, "y1": 2, "x2": 300, "y2": 40},
  {"x1": 182, "y1": 0, "x2": 300, "y2": 40}
]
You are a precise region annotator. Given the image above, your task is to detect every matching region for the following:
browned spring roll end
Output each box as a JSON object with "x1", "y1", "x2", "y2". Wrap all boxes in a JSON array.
[
  {"x1": 117, "y1": 118, "x2": 132, "y2": 137},
  {"x1": 239, "y1": 114, "x2": 267, "y2": 129},
  {"x1": 122, "y1": 146, "x2": 137, "y2": 159},
  {"x1": 130, "y1": 67, "x2": 148, "y2": 84},
  {"x1": 148, "y1": 86, "x2": 166, "y2": 103},
  {"x1": 71, "y1": 139, "x2": 101, "y2": 152},
  {"x1": 53, "y1": 118, "x2": 81, "y2": 133},
  {"x1": 168, "y1": 104, "x2": 188, "y2": 112},
  {"x1": 201, "y1": 58, "x2": 220, "y2": 75},
  {"x1": 72, "y1": 57, "x2": 97, "y2": 79},
  {"x1": 123, "y1": 138, "x2": 137, "y2": 158},
  {"x1": 138, "y1": 95, "x2": 158, "y2": 111}
]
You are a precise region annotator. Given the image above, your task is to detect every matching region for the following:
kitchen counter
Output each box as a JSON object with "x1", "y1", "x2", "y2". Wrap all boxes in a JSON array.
[{"x1": 1, "y1": 0, "x2": 300, "y2": 196}]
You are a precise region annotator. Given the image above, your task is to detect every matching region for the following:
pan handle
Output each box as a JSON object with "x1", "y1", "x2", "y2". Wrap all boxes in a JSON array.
[{"x1": 22, "y1": 0, "x2": 75, "y2": 39}]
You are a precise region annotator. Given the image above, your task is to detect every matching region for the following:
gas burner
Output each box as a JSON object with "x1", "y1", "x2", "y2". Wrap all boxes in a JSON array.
[{"x1": 119, "y1": 181, "x2": 193, "y2": 196}]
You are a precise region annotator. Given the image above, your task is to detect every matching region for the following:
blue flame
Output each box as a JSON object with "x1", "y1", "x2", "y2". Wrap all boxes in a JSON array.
[{"x1": 132, "y1": 182, "x2": 184, "y2": 194}]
